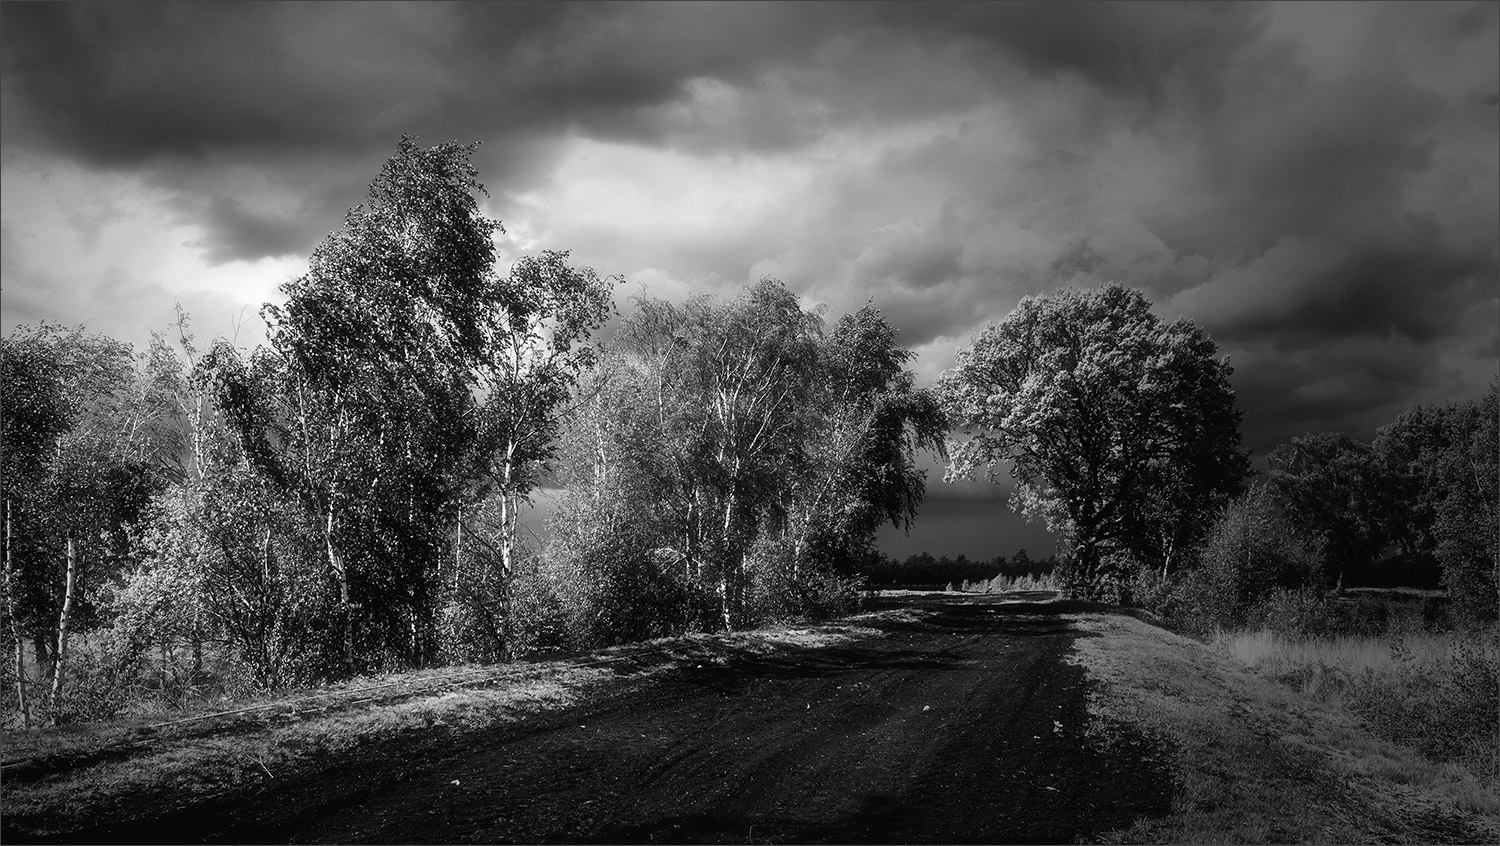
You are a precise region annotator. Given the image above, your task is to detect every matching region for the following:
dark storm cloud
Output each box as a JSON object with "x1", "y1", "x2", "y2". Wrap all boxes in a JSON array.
[
  {"x1": 1145, "y1": 2, "x2": 1499, "y2": 455},
  {"x1": 0, "y1": 1, "x2": 1270, "y2": 263},
  {"x1": 189, "y1": 195, "x2": 313, "y2": 263},
  {"x1": 2, "y1": 0, "x2": 1495, "y2": 490},
  {"x1": 1172, "y1": 227, "x2": 1497, "y2": 351},
  {"x1": 874, "y1": 0, "x2": 1271, "y2": 110},
  {"x1": 0, "y1": 1, "x2": 857, "y2": 164}
]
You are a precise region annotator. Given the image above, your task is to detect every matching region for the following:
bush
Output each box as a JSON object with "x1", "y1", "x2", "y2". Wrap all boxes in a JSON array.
[
  {"x1": 1421, "y1": 595, "x2": 1452, "y2": 632},
  {"x1": 1167, "y1": 568, "x2": 1237, "y2": 637},
  {"x1": 744, "y1": 537, "x2": 865, "y2": 624},
  {"x1": 1126, "y1": 567, "x2": 1186, "y2": 619},
  {"x1": 983, "y1": 571, "x2": 1060, "y2": 594},
  {"x1": 438, "y1": 549, "x2": 571, "y2": 665},
  {"x1": 510, "y1": 556, "x2": 571, "y2": 656},
  {"x1": 544, "y1": 516, "x2": 714, "y2": 650},
  {"x1": 437, "y1": 589, "x2": 506, "y2": 665},
  {"x1": 1223, "y1": 626, "x2": 1500, "y2": 782},
  {"x1": 1174, "y1": 486, "x2": 1325, "y2": 633},
  {"x1": 44, "y1": 646, "x2": 131, "y2": 724},
  {"x1": 1249, "y1": 588, "x2": 1343, "y2": 639}
]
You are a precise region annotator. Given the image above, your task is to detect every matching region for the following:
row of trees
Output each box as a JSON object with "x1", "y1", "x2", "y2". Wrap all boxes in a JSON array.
[
  {"x1": 1198, "y1": 385, "x2": 1499, "y2": 629},
  {"x1": 934, "y1": 283, "x2": 1494, "y2": 629},
  {"x1": 543, "y1": 280, "x2": 945, "y2": 644},
  {"x1": 857, "y1": 549, "x2": 1056, "y2": 588},
  {"x1": 3, "y1": 136, "x2": 1493, "y2": 725},
  {"x1": 1170, "y1": 376, "x2": 1500, "y2": 636},
  {"x1": 0, "y1": 138, "x2": 947, "y2": 723}
]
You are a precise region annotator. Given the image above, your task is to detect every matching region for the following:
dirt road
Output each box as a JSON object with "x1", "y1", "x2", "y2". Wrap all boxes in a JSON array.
[{"x1": 35, "y1": 593, "x2": 1174, "y2": 844}]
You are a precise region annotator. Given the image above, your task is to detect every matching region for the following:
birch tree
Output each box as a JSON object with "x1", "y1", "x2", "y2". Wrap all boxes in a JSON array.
[
  {"x1": 784, "y1": 305, "x2": 946, "y2": 578},
  {"x1": 627, "y1": 281, "x2": 821, "y2": 629},
  {"x1": 462, "y1": 249, "x2": 614, "y2": 656},
  {"x1": 227, "y1": 136, "x2": 506, "y2": 673},
  {"x1": 0, "y1": 324, "x2": 183, "y2": 719}
]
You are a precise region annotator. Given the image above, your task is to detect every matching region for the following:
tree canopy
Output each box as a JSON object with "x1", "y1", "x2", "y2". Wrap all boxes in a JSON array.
[
  {"x1": 937, "y1": 283, "x2": 1249, "y2": 594},
  {"x1": 550, "y1": 280, "x2": 944, "y2": 634}
]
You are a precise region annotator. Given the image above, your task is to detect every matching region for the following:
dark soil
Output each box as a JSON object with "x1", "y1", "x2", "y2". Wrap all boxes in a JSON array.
[{"x1": 8, "y1": 593, "x2": 1176, "y2": 844}]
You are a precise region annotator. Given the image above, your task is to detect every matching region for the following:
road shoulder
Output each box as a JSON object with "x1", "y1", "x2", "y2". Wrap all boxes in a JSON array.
[{"x1": 1066, "y1": 612, "x2": 1500, "y2": 844}]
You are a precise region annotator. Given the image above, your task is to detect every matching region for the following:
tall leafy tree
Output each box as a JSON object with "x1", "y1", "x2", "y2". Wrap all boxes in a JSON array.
[
  {"x1": 937, "y1": 283, "x2": 1249, "y2": 595},
  {"x1": 547, "y1": 356, "x2": 709, "y2": 646},
  {"x1": 1, "y1": 324, "x2": 185, "y2": 720},
  {"x1": 1430, "y1": 380, "x2": 1498, "y2": 625},
  {"x1": 553, "y1": 283, "x2": 945, "y2": 632},
  {"x1": 1195, "y1": 483, "x2": 1324, "y2": 627},
  {"x1": 612, "y1": 280, "x2": 822, "y2": 628},
  {"x1": 1374, "y1": 403, "x2": 1455, "y2": 557},
  {"x1": 1374, "y1": 380, "x2": 1498, "y2": 624},
  {"x1": 459, "y1": 249, "x2": 615, "y2": 655},
  {"x1": 221, "y1": 136, "x2": 506, "y2": 673},
  {"x1": 1267, "y1": 432, "x2": 1399, "y2": 587},
  {"x1": 785, "y1": 305, "x2": 946, "y2": 577},
  {"x1": 121, "y1": 313, "x2": 337, "y2": 691}
]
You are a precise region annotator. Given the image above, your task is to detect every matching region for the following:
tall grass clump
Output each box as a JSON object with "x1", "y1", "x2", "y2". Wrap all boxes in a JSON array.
[{"x1": 1222, "y1": 626, "x2": 1500, "y2": 781}]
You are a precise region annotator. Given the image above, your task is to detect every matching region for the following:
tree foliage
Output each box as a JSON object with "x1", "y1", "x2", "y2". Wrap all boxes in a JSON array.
[
  {"x1": 1268, "y1": 432, "x2": 1398, "y2": 586},
  {"x1": 1192, "y1": 484, "x2": 1324, "y2": 628},
  {"x1": 787, "y1": 305, "x2": 947, "y2": 573},
  {"x1": 937, "y1": 283, "x2": 1249, "y2": 596},
  {"x1": 456, "y1": 249, "x2": 615, "y2": 656},
  {"x1": 213, "y1": 136, "x2": 510, "y2": 672},
  {"x1": 1373, "y1": 380, "x2": 1498, "y2": 626},
  {"x1": 549, "y1": 281, "x2": 943, "y2": 633},
  {"x1": 1, "y1": 323, "x2": 192, "y2": 720}
]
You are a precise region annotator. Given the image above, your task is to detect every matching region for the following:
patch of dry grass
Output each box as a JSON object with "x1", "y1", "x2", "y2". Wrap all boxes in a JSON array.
[
  {"x1": 1067, "y1": 612, "x2": 1500, "y2": 845},
  {"x1": 1219, "y1": 627, "x2": 1499, "y2": 790},
  {"x1": 1221, "y1": 629, "x2": 1466, "y2": 679}
]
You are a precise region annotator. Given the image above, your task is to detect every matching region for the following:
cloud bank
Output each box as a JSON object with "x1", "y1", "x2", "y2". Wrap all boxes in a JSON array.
[{"x1": 3, "y1": 2, "x2": 1495, "y2": 548}]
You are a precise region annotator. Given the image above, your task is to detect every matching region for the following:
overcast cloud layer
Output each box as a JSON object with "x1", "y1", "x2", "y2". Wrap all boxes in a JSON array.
[{"x1": 3, "y1": 1, "x2": 1496, "y2": 556}]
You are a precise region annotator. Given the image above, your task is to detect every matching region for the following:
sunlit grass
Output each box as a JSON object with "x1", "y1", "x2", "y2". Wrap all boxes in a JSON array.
[
  {"x1": 1069, "y1": 612, "x2": 1500, "y2": 844},
  {"x1": 1218, "y1": 626, "x2": 1500, "y2": 802},
  {"x1": 1220, "y1": 628, "x2": 1466, "y2": 682}
]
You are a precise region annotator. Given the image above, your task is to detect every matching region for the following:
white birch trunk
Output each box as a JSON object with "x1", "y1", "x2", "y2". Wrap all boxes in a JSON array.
[
  {"x1": 49, "y1": 535, "x2": 78, "y2": 724},
  {"x1": 4, "y1": 500, "x2": 30, "y2": 727}
]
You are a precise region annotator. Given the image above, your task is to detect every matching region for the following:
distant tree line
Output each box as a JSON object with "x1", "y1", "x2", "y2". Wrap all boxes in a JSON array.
[{"x1": 856, "y1": 549, "x2": 1056, "y2": 588}]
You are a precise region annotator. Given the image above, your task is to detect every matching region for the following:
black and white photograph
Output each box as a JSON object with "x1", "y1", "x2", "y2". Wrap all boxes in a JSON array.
[{"x1": 1, "y1": 1, "x2": 1496, "y2": 843}]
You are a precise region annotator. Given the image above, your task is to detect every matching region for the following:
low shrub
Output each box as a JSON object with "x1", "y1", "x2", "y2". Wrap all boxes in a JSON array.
[
  {"x1": 1124, "y1": 567, "x2": 1185, "y2": 618},
  {"x1": 987, "y1": 571, "x2": 1060, "y2": 594},
  {"x1": 44, "y1": 648, "x2": 132, "y2": 724},
  {"x1": 1249, "y1": 588, "x2": 1342, "y2": 639},
  {"x1": 544, "y1": 526, "x2": 715, "y2": 650},
  {"x1": 748, "y1": 564, "x2": 864, "y2": 624}
]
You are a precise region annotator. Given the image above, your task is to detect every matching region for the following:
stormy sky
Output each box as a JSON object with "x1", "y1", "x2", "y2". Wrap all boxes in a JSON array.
[{"x1": 3, "y1": 1, "x2": 1496, "y2": 560}]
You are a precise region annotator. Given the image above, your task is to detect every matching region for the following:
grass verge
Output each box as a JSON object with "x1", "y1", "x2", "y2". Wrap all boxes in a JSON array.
[
  {"x1": 1220, "y1": 627, "x2": 1499, "y2": 786},
  {"x1": 1066, "y1": 612, "x2": 1500, "y2": 844}
]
